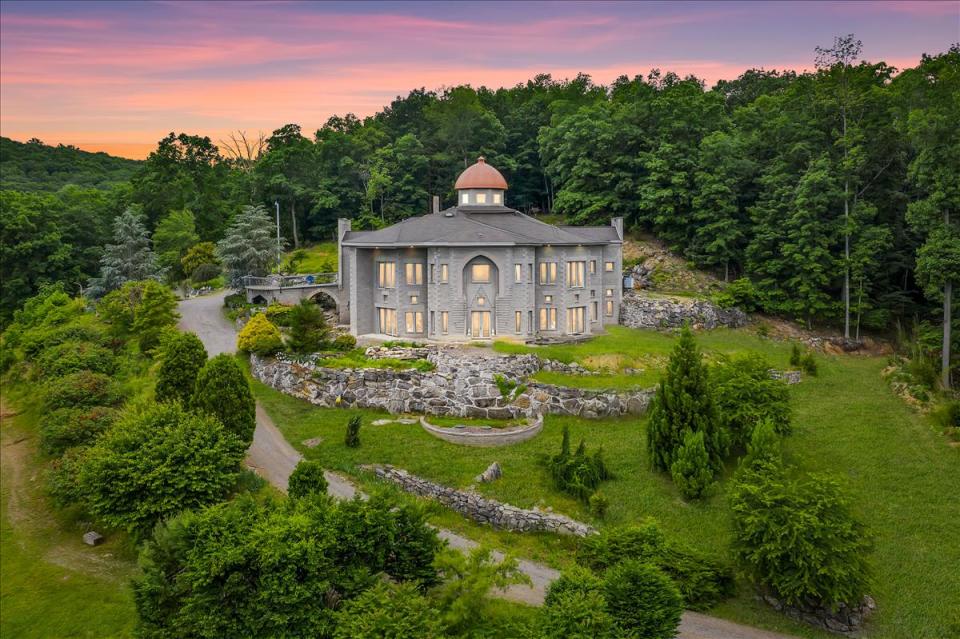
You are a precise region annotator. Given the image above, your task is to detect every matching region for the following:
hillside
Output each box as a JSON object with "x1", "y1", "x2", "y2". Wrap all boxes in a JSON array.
[{"x1": 0, "y1": 137, "x2": 141, "y2": 192}]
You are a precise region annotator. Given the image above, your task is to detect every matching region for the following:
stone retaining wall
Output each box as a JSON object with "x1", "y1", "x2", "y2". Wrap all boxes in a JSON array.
[
  {"x1": 620, "y1": 291, "x2": 748, "y2": 330},
  {"x1": 761, "y1": 593, "x2": 876, "y2": 636},
  {"x1": 368, "y1": 464, "x2": 595, "y2": 536},
  {"x1": 419, "y1": 415, "x2": 544, "y2": 447},
  {"x1": 250, "y1": 352, "x2": 653, "y2": 420}
]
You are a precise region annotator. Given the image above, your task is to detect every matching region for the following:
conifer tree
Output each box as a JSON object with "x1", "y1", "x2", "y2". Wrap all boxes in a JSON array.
[
  {"x1": 216, "y1": 204, "x2": 279, "y2": 289},
  {"x1": 156, "y1": 331, "x2": 208, "y2": 404},
  {"x1": 286, "y1": 299, "x2": 330, "y2": 354},
  {"x1": 88, "y1": 207, "x2": 164, "y2": 297},
  {"x1": 647, "y1": 326, "x2": 724, "y2": 473},
  {"x1": 131, "y1": 281, "x2": 179, "y2": 353},
  {"x1": 191, "y1": 354, "x2": 256, "y2": 447}
]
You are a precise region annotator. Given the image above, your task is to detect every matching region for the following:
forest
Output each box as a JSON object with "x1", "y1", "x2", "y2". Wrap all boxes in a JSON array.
[{"x1": 1, "y1": 38, "x2": 957, "y2": 366}]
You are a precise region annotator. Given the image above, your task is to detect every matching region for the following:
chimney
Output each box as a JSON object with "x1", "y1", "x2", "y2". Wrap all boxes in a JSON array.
[
  {"x1": 611, "y1": 217, "x2": 624, "y2": 240},
  {"x1": 432, "y1": 195, "x2": 440, "y2": 214}
]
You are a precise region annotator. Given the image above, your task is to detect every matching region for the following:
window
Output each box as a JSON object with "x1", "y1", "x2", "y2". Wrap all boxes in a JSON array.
[
  {"x1": 606, "y1": 300, "x2": 614, "y2": 316},
  {"x1": 514, "y1": 263, "x2": 522, "y2": 283},
  {"x1": 440, "y1": 264, "x2": 449, "y2": 283},
  {"x1": 441, "y1": 311, "x2": 449, "y2": 334},
  {"x1": 515, "y1": 311, "x2": 522, "y2": 333},
  {"x1": 410, "y1": 295, "x2": 418, "y2": 304},
  {"x1": 604, "y1": 261, "x2": 615, "y2": 272},
  {"x1": 477, "y1": 296, "x2": 485, "y2": 306},
  {"x1": 538, "y1": 262, "x2": 557, "y2": 284},
  {"x1": 430, "y1": 264, "x2": 435, "y2": 283},
  {"x1": 544, "y1": 295, "x2": 553, "y2": 303},
  {"x1": 377, "y1": 262, "x2": 395, "y2": 288},
  {"x1": 539, "y1": 307, "x2": 557, "y2": 330},
  {"x1": 461, "y1": 192, "x2": 469, "y2": 204},
  {"x1": 567, "y1": 307, "x2": 585, "y2": 334},
  {"x1": 476, "y1": 193, "x2": 487, "y2": 204},
  {"x1": 378, "y1": 308, "x2": 397, "y2": 335},
  {"x1": 430, "y1": 311, "x2": 435, "y2": 333},
  {"x1": 592, "y1": 301, "x2": 599, "y2": 320},
  {"x1": 590, "y1": 260, "x2": 596, "y2": 274},
  {"x1": 405, "y1": 262, "x2": 423, "y2": 285},
  {"x1": 528, "y1": 263, "x2": 533, "y2": 282},
  {"x1": 566, "y1": 261, "x2": 585, "y2": 288},
  {"x1": 605, "y1": 288, "x2": 613, "y2": 297},
  {"x1": 591, "y1": 289, "x2": 596, "y2": 298},
  {"x1": 528, "y1": 310, "x2": 533, "y2": 333},
  {"x1": 405, "y1": 311, "x2": 424, "y2": 334},
  {"x1": 493, "y1": 193, "x2": 502, "y2": 204},
  {"x1": 472, "y1": 263, "x2": 491, "y2": 283}
]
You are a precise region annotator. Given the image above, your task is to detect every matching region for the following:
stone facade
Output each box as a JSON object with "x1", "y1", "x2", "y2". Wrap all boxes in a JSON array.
[
  {"x1": 369, "y1": 465, "x2": 595, "y2": 536},
  {"x1": 250, "y1": 349, "x2": 653, "y2": 420},
  {"x1": 620, "y1": 290, "x2": 748, "y2": 330}
]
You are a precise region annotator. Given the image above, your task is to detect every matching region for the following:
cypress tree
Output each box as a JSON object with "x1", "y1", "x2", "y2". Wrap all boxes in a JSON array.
[
  {"x1": 192, "y1": 354, "x2": 256, "y2": 447},
  {"x1": 647, "y1": 326, "x2": 724, "y2": 473},
  {"x1": 156, "y1": 332, "x2": 208, "y2": 404}
]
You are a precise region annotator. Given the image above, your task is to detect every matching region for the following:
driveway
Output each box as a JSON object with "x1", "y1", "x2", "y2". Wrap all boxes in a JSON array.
[{"x1": 178, "y1": 291, "x2": 796, "y2": 638}]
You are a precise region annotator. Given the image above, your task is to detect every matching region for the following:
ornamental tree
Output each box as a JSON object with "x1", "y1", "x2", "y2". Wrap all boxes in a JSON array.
[
  {"x1": 155, "y1": 331, "x2": 208, "y2": 404},
  {"x1": 603, "y1": 561, "x2": 683, "y2": 639},
  {"x1": 191, "y1": 354, "x2": 256, "y2": 447},
  {"x1": 216, "y1": 204, "x2": 278, "y2": 289},
  {"x1": 87, "y1": 207, "x2": 164, "y2": 297},
  {"x1": 237, "y1": 313, "x2": 283, "y2": 355}
]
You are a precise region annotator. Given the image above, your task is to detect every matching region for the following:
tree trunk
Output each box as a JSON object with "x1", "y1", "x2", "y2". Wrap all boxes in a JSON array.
[
  {"x1": 944, "y1": 209, "x2": 953, "y2": 390},
  {"x1": 855, "y1": 277, "x2": 863, "y2": 341},
  {"x1": 290, "y1": 201, "x2": 299, "y2": 248}
]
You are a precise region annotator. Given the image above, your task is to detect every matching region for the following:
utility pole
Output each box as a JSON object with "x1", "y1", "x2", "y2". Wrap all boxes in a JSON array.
[{"x1": 275, "y1": 200, "x2": 282, "y2": 271}]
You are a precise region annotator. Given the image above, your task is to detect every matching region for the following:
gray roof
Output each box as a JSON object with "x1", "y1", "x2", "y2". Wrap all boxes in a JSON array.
[{"x1": 342, "y1": 207, "x2": 621, "y2": 247}]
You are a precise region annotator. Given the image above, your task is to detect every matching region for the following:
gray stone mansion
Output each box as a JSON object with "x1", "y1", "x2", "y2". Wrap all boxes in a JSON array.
[{"x1": 337, "y1": 157, "x2": 623, "y2": 341}]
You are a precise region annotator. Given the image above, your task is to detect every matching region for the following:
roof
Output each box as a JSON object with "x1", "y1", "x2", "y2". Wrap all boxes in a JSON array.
[
  {"x1": 454, "y1": 157, "x2": 508, "y2": 190},
  {"x1": 342, "y1": 207, "x2": 621, "y2": 248}
]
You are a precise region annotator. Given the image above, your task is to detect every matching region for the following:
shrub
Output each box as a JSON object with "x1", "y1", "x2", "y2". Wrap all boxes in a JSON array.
[
  {"x1": 44, "y1": 370, "x2": 120, "y2": 410},
  {"x1": 190, "y1": 263, "x2": 221, "y2": 284},
  {"x1": 288, "y1": 460, "x2": 329, "y2": 499},
  {"x1": 742, "y1": 418, "x2": 782, "y2": 468},
  {"x1": 286, "y1": 300, "x2": 330, "y2": 353},
  {"x1": 544, "y1": 566, "x2": 604, "y2": 606},
  {"x1": 345, "y1": 415, "x2": 361, "y2": 448},
  {"x1": 155, "y1": 331, "x2": 208, "y2": 404},
  {"x1": 35, "y1": 340, "x2": 115, "y2": 378},
  {"x1": 265, "y1": 302, "x2": 294, "y2": 327},
  {"x1": 46, "y1": 447, "x2": 87, "y2": 508},
  {"x1": 20, "y1": 321, "x2": 106, "y2": 359},
  {"x1": 730, "y1": 460, "x2": 872, "y2": 608},
  {"x1": 98, "y1": 280, "x2": 179, "y2": 352},
  {"x1": 712, "y1": 354, "x2": 791, "y2": 449},
  {"x1": 181, "y1": 241, "x2": 217, "y2": 276},
  {"x1": 670, "y1": 430, "x2": 716, "y2": 500},
  {"x1": 715, "y1": 277, "x2": 758, "y2": 312},
  {"x1": 332, "y1": 333, "x2": 357, "y2": 351},
  {"x1": 932, "y1": 400, "x2": 960, "y2": 430},
  {"x1": 78, "y1": 402, "x2": 245, "y2": 535},
  {"x1": 647, "y1": 326, "x2": 725, "y2": 476},
  {"x1": 789, "y1": 343, "x2": 802, "y2": 368},
  {"x1": 589, "y1": 491, "x2": 609, "y2": 519},
  {"x1": 223, "y1": 292, "x2": 246, "y2": 309},
  {"x1": 237, "y1": 313, "x2": 283, "y2": 355},
  {"x1": 539, "y1": 588, "x2": 616, "y2": 639},
  {"x1": 39, "y1": 406, "x2": 118, "y2": 456},
  {"x1": 333, "y1": 582, "x2": 443, "y2": 639},
  {"x1": 800, "y1": 351, "x2": 819, "y2": 376},
  {"x1": 191, "y1": 354, "x2": 256, "y2": 447},
  {"x1": 548, "y1": 426, "x2": 611, "y2": 502},
  {"x1": 603, "y1": 561, "x2": 683, "y2": 639},
  {"x1": 577, "y1": 521, "x2": 734, "y2": 609}
]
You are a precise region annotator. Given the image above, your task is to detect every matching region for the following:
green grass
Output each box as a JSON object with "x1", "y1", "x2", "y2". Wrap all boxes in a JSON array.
[
  {"x1": 424, "y1": 414, "x2": 527, "y2": 429},
  {"x1": 313, "y1": 348, "x2": 435, "y2": 371},
  {"x1": 254, "y1": 325, "x2": 960, "y2": 639},
  {"x1": 281, "y1": 242, "x2": 338, "y2": 273},
  {"x1": 0, "y1": 392, "x2": 138, "y2": 639}
]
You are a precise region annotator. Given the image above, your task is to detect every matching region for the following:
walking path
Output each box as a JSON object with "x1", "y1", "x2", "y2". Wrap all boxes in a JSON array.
[{"x1": 178, "y1": 291, "x2": 795, "y2": 638}]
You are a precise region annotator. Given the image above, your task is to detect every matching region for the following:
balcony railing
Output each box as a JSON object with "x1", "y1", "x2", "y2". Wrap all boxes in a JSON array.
[{"x1": 243, "y1": 273, "x2": 337, "y2": 288}]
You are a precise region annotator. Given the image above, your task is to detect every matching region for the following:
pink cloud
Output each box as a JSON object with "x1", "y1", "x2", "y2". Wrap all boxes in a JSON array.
[{"x1": 0, "y1": 14, "x2": 109, "y2": 30}]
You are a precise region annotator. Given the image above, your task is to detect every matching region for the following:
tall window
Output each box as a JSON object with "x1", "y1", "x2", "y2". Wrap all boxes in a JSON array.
[
  {"x1": 472, "y1": 263, "x2": 491, "y2": 283},
  {"x1": 514, "y1": 263, "x2": 522, "y2": 283},
  {"x1": 430, "y1": 264, "x2": 435, "y2": 283},
  {"x1": 461, "y1": 192, "x2": 469, "y2": 204},
  {"x1": 605, "y1": 300, "x2": 614, "y2": 316},
  {"x1": 377, "y1": 262, "x2": 395, "y2": 288},
  {"x1": 567, "y1": 307, "x2": 585, "y2": 334},
  {"x1": 405, "y1": 311, "x2": 424, "y2": 334},
  {"x1": 440, "y1": 264, "x2": 449, "y2": 283},
  {"x1": 538, "y1": 262, "x2": 557, "y2": 284},
  {"x1": 566, "y1": 261, "x2": 585, "y2": 288},
  {"x1": 405, "y1": 262, "x2": 423, "y2": 285},
  {"x1": 592, "y1": 301, "x2": 599, "y2": 320},
  {"x1": 604, "y1": 261, "x2": 615, "y2": 272},
  {"x1": 441, "y1": 311, "x2": 449, "y2": 334},
  {"x1": 378, "y1": 308, "x2": 397, "y2": 335},
  {"x1": 590, "y1": 260, "x2": 596, "y2": 274},
  {"x1": 476, "y1": 193, "x2": 487, "y2": 204},
  {"x1": 515, "y1": 311, "x2": 522, "y2": 333},
  {"x1": 539, "y1": 307, "x2": 557, "y2": 330}
]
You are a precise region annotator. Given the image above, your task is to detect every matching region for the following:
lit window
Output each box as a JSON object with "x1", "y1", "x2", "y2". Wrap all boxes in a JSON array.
[
  {"x1": 606, "y1": 288, "x2": 613, "y2": 297},
  {"x1": 410, "y1": 295, "x2": 418, "y2": 304},
  {"x1": 377, "y1": 262, "x2": 395, "y2": 288},
  {"x1": 606, "y1": 300, "x2": 614, "y2": 316},
  {"x1": 472, "y1": 263, "x2": 490, "y2": 283},
  {"x1": 605, "y1": 261, "x2": 615, "y2": 272},
  {"x1": 592, "y1": 301, "x2": 598, "y2": 320},
  {"x1": 590, "y1": 260, "x2": 596, "y2": 274},
  {"x1": 544, "y1": 295, "x2": 553, "y2": 303},
  {"x1": 539, "y1": 307, "x2": 557, "y2": 330},
  {"x1": 514, "y1": 263, "x2": 522, "y2": 282},
  {"x1": 405, "y1": 311, "x2": 424, "y2": 333},
  {"x1": 461, "y1": 192, "x2": 469, "y2": 204},
  {"x1": 515, "y1": 311, "x2": 522, "y2": 333},
  {"x1": 493, "y1": 193, "x2": 502, "y2": 204},
  {"x1": 441, "y1": 311, "x2": 449, "y2": 334},
  {"x1": 538, "y1": 262, "x2": 557, "y2": 284},
  {"x1": 405, "y1": 263, "x2": 423, "y2": 285},
  {"x1": 566, "y1": 261, "x2": 585, "y2": 288},
  {"x1": 567, "y1": 307, "x2": 585, "y2": 334},
  {"x1": 440, "y1": 264, "x2": 449, "y2": 283},
  {"x1": 477, "y1": 296, "x2": 485, "y2": 306},
  {"x1": 378, "y1": 308, "x2": 397, "y2": 335},
  {"x1": 476, "y1": 193, "x2": 487, "y2": 204}
]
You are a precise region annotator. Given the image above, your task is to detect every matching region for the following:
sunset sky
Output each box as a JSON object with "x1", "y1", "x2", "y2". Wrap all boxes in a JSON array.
[{"x1": 1, "y1": 0, "x2": 957, "y2": 159}]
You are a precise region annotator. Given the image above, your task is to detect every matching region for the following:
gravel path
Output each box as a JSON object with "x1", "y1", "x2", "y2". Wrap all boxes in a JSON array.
[{"x1": 178, "y1": 291, "x2": 796, "y2": 638}]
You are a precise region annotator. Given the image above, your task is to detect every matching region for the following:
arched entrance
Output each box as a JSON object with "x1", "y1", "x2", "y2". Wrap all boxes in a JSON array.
[
  {"x1": 309, "y1": 291, "x2": 341, "y2": 326},
  {"x1": 462, "y1": 256, "x2": 498, "y2": 338}
]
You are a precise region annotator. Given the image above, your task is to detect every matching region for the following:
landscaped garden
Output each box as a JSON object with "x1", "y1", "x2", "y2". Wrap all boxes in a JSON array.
[{"x1": 252, "y1": 325, "x2": 960, "y2": 639}]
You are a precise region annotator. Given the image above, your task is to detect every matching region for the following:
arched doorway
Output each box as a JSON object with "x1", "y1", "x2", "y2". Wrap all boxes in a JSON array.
[
  {"x1": 462, "y1": 256, "x2": 498, "y2": 338},
  {"x1": 309, "y1": 291, "x2": 340, "y2": 326}
]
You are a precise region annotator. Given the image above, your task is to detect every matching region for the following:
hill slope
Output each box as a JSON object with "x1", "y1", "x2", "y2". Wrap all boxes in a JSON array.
[{"x1": 0, "y1": 137, "x2": 141, "y2": 192}]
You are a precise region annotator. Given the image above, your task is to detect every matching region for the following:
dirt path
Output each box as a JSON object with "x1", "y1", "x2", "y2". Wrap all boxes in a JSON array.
[{"x1": 178, "y1": 291, "x2": 796, "y2": 638}]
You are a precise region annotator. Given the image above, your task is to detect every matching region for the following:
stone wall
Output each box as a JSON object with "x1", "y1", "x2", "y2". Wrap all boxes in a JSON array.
[
  {"x1": 620, "y1": 291, "x2": 748, "y2": 330},
  {"x1": 761, "y1": 593, "x2": 876, "y2": 636},
  {"x1": 369, "y1": 465, "x2": 595, "y2": 537},
  {"x1": 251, "y1": 351, "x2": 652, "y2": 420}
]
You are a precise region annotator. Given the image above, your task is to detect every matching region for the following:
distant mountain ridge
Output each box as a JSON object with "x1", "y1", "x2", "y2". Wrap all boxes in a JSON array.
[{"x1": 0, "y1": 136, "x2": 142, "y2": 192}]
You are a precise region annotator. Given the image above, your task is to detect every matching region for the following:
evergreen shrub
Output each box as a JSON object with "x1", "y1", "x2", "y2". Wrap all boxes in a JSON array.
[
  {"x1": 191, "y1": 354, "x2": 256, "y2": 446},
  {"x1": 332, "y1": 582, "x2": 442, "y2": 639},
  {"x1": 39, "y1": 406, "x2": 118, "y2": 456},
  {"x1": 548, "y1": 425, "x2": 611, "y2": 501},
  {"x1": 288, "y1": 460, "x2": 329, "y2": 499},
  {"x1": 712, "y1": 353, "x2": 791, "y2": 449},
  {"x1": 345, "y1": 415, "x2": 361, "y2": 448},
  {"x1": 332, "y1": 333, "x2": 357, "y2": 351},
  {"x1": 603, "y1": 561, "x2": 683, "y2": 639},
  {"x1": 44, "y1": 370, "x2": 120, "y2": 410},
  {"x1": 237, "y1": 313, "x2": 283, "y2": 355},
  {"x1": 670, "y1": 430, "x2": 716, "y2": 499},
  {"x1": 286, "y1": 300, "x2": 330, "y2": 353},
  {"x1": 155, "y1": 331, "x2": 208, "y2": 404},
  {"x1": 35, "y1": 340, "x2": 115, "y2": 378}
]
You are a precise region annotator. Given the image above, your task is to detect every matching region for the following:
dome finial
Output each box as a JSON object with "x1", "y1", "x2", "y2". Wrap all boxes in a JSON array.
[
  {"x1": 477, "y1": 156, "x2": 486, "y2": 163},
  {"x1": 454, "y1": 157, "x2": 507, "y2": 190}
]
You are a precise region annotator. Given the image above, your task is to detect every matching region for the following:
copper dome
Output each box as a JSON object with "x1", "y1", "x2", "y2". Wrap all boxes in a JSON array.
[{"x1": 454, "y1": 157, "x2": 508, "y2": 190}]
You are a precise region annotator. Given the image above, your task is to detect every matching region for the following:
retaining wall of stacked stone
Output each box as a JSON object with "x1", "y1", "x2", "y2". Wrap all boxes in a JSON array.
[
  {"x1": 250, "y1": 351, "x2": 653, "y2": 420},
  {"x1": 368, "y1": 464, "x2": 595, "y2": 536},
  {"x1": 620, "y1": 291, "x2": 748, "y2": 330}
]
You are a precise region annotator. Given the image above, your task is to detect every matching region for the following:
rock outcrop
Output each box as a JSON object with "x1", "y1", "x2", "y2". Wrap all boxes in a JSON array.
[{"x1": 620, "y1": 291, "x2": 748, "y2": 330}]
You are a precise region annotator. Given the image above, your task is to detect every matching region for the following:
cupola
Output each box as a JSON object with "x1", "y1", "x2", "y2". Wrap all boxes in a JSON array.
[{"x1": 454, "y1": 157, "x2": 507, "y2": 207}]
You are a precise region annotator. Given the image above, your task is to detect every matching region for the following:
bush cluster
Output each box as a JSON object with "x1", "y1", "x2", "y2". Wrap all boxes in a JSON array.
[
  {"x1": 44, "y1": 370, "x2": 120, "y2": 410},
  {"x1": 237, "y1": 313, "x2": 283, "y2": 355},
  {"x1": 714, "y1": 277, "x2": 759, "y2": 312},
  {"x1": 712, "y1": 353, "x2": 791, "y2": 449},
  {"x1": 39, "y1": 406, "x2": 118, "y2": 456},
  {"x1": 35, "y1": 340, "x2": 115, "y2": 378},
  {"x1": 548, "y1": 425, "x2": 611, "y2": 502},
  {"x1": 155, "y1": 331, "x2": 207, "y2": 404},
  {"x1": 288, "y1": 460, "x2": 329, "y2": 499},
  {"x1": 191, "y1": 354, "x2": 256, "y2": 447}
]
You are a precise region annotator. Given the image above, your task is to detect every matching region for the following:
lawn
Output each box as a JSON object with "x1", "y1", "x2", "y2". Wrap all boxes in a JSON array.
[
  {"x1": 281, "y1": 242, "x2": 338, "y2": 273},
  {"x1": 0, "y1": 395, "x2": 138, "y2": 639},
  {"x1": 253, "y1": 325, "x2": 960, "y2": 639}
]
